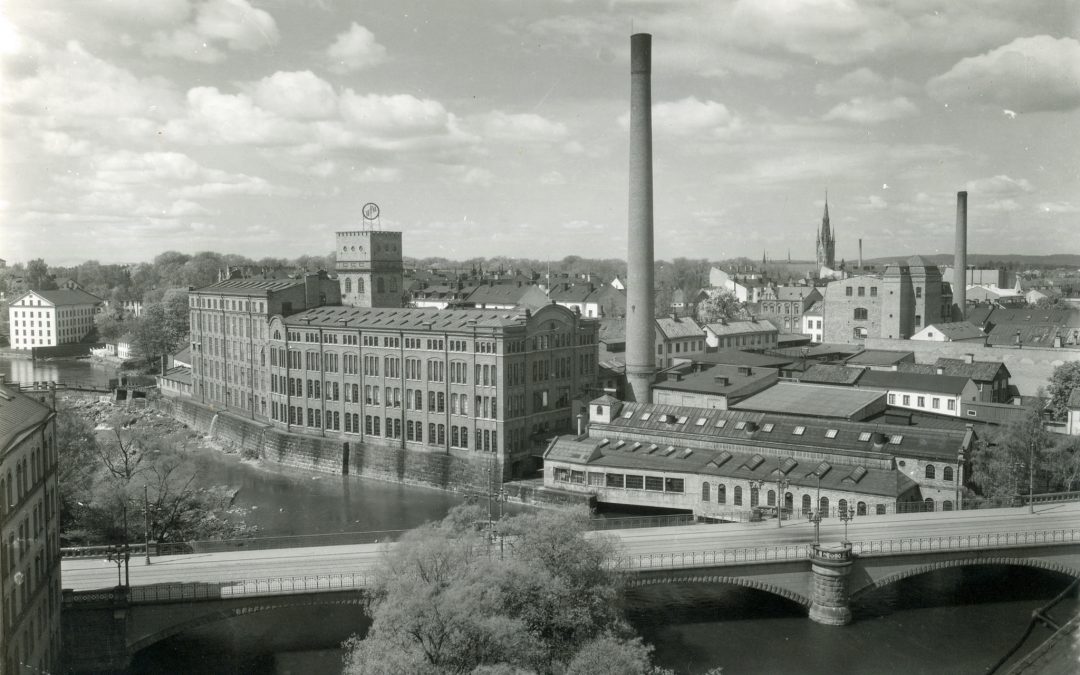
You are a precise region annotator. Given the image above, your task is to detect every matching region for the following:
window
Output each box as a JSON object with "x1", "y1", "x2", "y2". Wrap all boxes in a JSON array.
[
  {"x1": 792, "y1": 426, "x2": 805, "y2": 436},
  {"x1": 932, "y1": 397, "x2": 940, "y2": 409},
  {"x1": 606, "y1": 473, "x2": 625, "y2": 488},
  {"x1": 857, "y1": 286, "x2": 865, "y2": 297},
  {"x1": 870, "y1": 287, "x2": 878, "y2": 297},
  {"x1": 802, "y1": 494, "x2": 812, "y2": 515},
  {"x1": 854, "y1": 308, "x2": 868, "y2": 320},
  {"x1": 625, "y1": 475, "x2": 644, "y2": 490},
  {"x1": 947, "y1": 400, "x2": 956, "y2": 411},
  {"x1": 915, "y1": 286, "x2": 922, "y2": 298},
  {"x1": 914, "y1": 315, "x2": 922, "y2": 327},
  {"x1": 858, "y1": 432, "x2": 872, "y2": 442},
  {"x1": 702, "y1": 482, "x2": 711, "y2": 501},
  {"x1": 902, "y1": 395, "x2": 910, "y2": 405},
  {"x1": 733, "y1": 485, "x2": 743, "y2": 506},
  {"x1": 925, "y1": 464, "x2": 936, "y2": 480},
  {"x1": 917, "y1": 396, "x2": 925, "y2": 407},
  {"x1": 845, "y1": 287, "x2": 853, "y2": 296},
  {"x1": 943, "y1": 466, "x2": 954, "y2": 481},
  {"x1": 644, "y1": 476, "x2": 663, "y2": 491},
  {"x1": 664, "y1": 478, "x2": 684, "y2": 493},
  {"x1": 825, "y1": 429, "x2": 838, "y2": 439}
]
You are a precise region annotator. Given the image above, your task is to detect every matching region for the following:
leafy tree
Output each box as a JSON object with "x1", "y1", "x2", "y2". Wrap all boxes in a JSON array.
[
  {"x1": 343, "y1": 506, "x2": 673, "y2": 675},
  {"x1": 1046, "y1": 436, "x2": 1080, "y2": 491},
  {"x1": 26, "y1": 258, "x2": 57, "y2": 291},
  {"x1": 94, "y1": 311, "x2": 126, "y2": 343},
  {"x1": 55, "y1": 405, "x2": 99, "y2": 532},
  {"x1": 970, "y1": 403, "x2": 1050, "y2": 503},
  {"x1": 696, "y1": 290, "x2": 748, "y2": 324},
  {"x1": 130, "y1": 291, "x2": 188, "y2": 371},
  {"x1": 1046, "y1": 361, "x2": 1080, "y2": 422}
]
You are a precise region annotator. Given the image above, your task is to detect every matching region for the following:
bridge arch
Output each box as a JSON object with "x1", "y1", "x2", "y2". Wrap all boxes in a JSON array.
[
  {"x1": 625, "y1": 574, "x2": 811, "y2": 608},
  {"x1": 126, "y1": 593, "x2": 366, "y2": 655},
  {"x1": 849, "y1": 556, "x2": 1080, "y2": 601}
]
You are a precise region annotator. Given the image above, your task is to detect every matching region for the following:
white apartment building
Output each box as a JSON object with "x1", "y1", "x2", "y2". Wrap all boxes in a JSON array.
[{"x1": 7, "y1": 290, "x2": 102, "y2": 350}]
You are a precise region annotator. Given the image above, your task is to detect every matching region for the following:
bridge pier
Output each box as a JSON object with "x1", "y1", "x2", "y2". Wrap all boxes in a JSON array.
[{"x1": 809, "y1": 543, "x2": 854, "y2": 626}]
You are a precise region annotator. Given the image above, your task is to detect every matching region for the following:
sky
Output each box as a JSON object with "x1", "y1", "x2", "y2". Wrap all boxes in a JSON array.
[{"x1": 2, "y1": 1, "x2": 1079, "y2": 267}]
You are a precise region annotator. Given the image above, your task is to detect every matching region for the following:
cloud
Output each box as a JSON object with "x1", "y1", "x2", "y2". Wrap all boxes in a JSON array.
[
  {"x1": 823, "y1": 96, "x2": 919, "y2": 123},
  {"x1": 1037, "y1": 201, "x2": 1080, "y2": 214},
  {"x1": 353, "y1": 167, "x2": 402, "y2": 183},
  {"x1": 251, "y1": 71, "x2": 337, "y2": 119},
  {"x1": 145, "y1": 0, "x2": 279, "y2": 63},
  {"x1": 540, "y1": 171, "x2": 566, "y2": 186},
  {"x1": 461, "y1": 168, "x2": 495, "y2": 187},
  {"x1": 815, "y1": 67, "x2": 915, "y2": 98},
  {"x1": 324, "y1": 23, "x2": 386, "y2": 73},
  {"x1": 964, "y1": 175, "x2": 1035, "y2": 197},
  {"x1": 618, "y1": 97, "x2": 740, "y2": 138},
  {"x1": 165, "y1": 86, "x2": 305, "y2": 144},
  {"x1": 469, "y1": 111, "x2": 567, "y2": 143},
  {"x1": 928, "y1": 36, "x2": 1080, "y2": 112}
]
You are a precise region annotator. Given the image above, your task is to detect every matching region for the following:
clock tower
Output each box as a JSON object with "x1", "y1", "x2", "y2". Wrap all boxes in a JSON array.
[{"x1": 336, "y1": 204, "x2": 403, "y2": 308}]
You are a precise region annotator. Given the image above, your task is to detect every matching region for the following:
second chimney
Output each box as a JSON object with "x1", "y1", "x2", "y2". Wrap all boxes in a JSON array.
[{"x1": 954, "y1": 191, "x2": 968, "y2": 320}]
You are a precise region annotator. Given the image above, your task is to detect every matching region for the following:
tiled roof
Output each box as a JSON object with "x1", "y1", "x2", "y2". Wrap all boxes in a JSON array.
[
  {"x1": 282, "y1": 306, "x2": 537, "y2": 331},
  {"x1": 932, "y1": 358, "x2": 1009, "y2": 382},
  {"x1": 776, "y1": 286, "x2": 820, "y2": 301},
  {"x1": 466, "y1": 283, "x2": 546, "y2": 306},
  {"x1": 704, "y1": 319, "x2": 777, "y2": 336},
  {"x1": 0, "y1": 384, "x2": 53, "y2": 456},
  {"x1": 548, "y1": 284, "x2": 594, "y2": 303},
  {"x1": 799, "y1": 364, "x2": 865, "y2": 385},
  {"x1": 803, "y1": 301, "x2": 823, "y2": 316},
  {"x1": 733, "y1": 382, "x2": 884, "y2": 419},
  {"x1": 845, "y1": 349, "x2": 914, "y2": 366},
  {"x1": 652, "y1": 364, "x2": 777, "y2": 396},
  {"x1": 695, "y1": 350, "x2": 793, "y2": 367},
  {"x1": 858, "y1": 370, "x2": 972, "y2": 395},
  {"x1": 197, "y1": 278, "x2": 305, "y2": 295},
  {"x1": 599, "y1": 318, "x2": 626, "y2": 343},
  {"x1": 14, "y1": 289, "x2": 103, "y2": 306},
  {"x1": 656, "y1": 316, "x2": 704, "y2": 339},
  {"x1": 922, "y1": 322, "x2": 986, "y2": 341}
]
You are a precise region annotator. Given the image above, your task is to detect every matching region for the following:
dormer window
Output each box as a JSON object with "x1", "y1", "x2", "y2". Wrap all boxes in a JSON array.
[{"x1": 825, "y1": 429, "x2": 838, "y2": 439}]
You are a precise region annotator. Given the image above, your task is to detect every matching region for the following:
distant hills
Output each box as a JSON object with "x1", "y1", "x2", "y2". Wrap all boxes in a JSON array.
[{"x1": 860, "y1": 253, "x2": 1080, "y2": 268}]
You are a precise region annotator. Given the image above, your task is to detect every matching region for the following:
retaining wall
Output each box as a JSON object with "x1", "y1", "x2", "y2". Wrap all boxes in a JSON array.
[{"x1": 150, "y1": 398, "x2": 569, "y2": 496}]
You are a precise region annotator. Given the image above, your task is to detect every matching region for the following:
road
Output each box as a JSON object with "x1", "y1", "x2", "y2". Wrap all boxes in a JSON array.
[{"x1": 61, "y1": 502, "x2": 1080, "y2": 591}]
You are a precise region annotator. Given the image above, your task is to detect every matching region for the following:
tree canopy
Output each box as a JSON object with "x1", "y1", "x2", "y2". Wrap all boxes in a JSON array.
[
  {"x1": 696, "y1": 290, "x2": 748, "y2": 324},
  {"x1": 343, "y1": 506, "x2": 686, "y2": 675},
  {"x1": 970, "y1": 402, "x2": 1050, "y2": 503},
  {"x1": 1046, "y1": 361, "x2": 1080, "y2": 422}
]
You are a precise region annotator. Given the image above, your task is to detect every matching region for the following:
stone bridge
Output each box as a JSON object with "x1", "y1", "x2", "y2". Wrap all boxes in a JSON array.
[
  {"x1": 623, "y1": 529, "x2": 1080, "y2": 625},
  {"x1": 62, "y1": 574, "x2": 370, "y2": 673}
]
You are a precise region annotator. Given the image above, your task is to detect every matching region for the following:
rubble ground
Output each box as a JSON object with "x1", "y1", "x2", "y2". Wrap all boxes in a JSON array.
[{"x1": 59, "y1": 392, "x2": 229, "y2": 455}]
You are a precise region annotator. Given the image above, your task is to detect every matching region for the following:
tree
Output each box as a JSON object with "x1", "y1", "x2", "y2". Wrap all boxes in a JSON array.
[
  {"x1": 130, "y1": 295, "x2": 188, "y2": 372},
  {"x1": 696, "y1": 290, "x2": 748, "y2": 324},
  {"x1": 94, "y1": 311, "x2": 126, "y2": 343},
  {"x1": 970, "y1": 403, "x2": 1050, "y2": 503},
  {"x1": 1046, "y1": 361, "x2": 1080, "y2": 422},
  {"x1": 343, "y1": 506, "x2": 672, "y2": 675},
  {"x1": 1046, "y1": 436, "x2": 1080, "y2": 492},
  {"x1": 55, "y1": 405, "x2": 100, "y2": 537},
  {"x1": 26, "y1": 258, "x2": 57, "y2": 291}
]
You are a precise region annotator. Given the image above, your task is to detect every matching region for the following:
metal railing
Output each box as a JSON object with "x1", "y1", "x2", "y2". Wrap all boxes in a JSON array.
[
  {"x1": 612, "y1": 527, "x2": 1080, "y2": 572},
  {"x1": 63, "y1": 572, "x2": 374, "y2": 606},
  {"x1": 590, "y1": 514, "x2": 696, "y2": 530},
  {"x1": 62, "y1": 529, "x2": 405, "y2": 559}
]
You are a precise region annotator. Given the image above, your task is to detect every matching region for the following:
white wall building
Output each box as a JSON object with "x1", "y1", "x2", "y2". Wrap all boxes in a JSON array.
[{"x1": 7, "y1": 290, "x2": 102, "y2": 350}]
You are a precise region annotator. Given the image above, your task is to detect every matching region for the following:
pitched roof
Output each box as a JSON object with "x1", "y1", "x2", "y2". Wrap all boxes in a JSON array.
[
  {"x1": 547, "y1": 283, "x2": 594, "y2": 303},
  {"x1": 0, "y1": 384, "x2": 54, "y2": 457},
  {"x1": 652, "y1": 364, "x2": 777, "y2": 396},
  {"x1": 466, "y1": 283, "x2": 548, "y2": 308},
  {"x1": 845, "y1": 349, "x2": 914, "y2": 367},
  {"x1": 921, "y1": 322, "x2": 986, "y2": 341},
  {"x1": 694, "y1": 350, "x2": 794, "y2": 368},
  {"x1": 656, "y1": 316, "x2": 704, "y2": 339},
  {"x1": 733, "y1": 382, "x2": 884, "y2": 419},
  {"x1": 776, "y1": 286, "x2": 821, "y2": 301},
  {"x1": 858, "y1": 369, "x2": 972, "y2": 395},
  {"x1": 197, "y1": 277, "x2": 306, "y2": 295},
  {"x1": 704, "y1": 319, "x2": 778, "y2": 336},
  {"x1": 14, "y1": 289, "x2": 103, "y2": 306},
  {"x1": 282, "y1": 306, "x2": 540, "y2": 331},
  {"x1": 932, "y1": 357, "x2": 1009, "y2": 382},
  {"x1": 799, "y1": 364, "x2": 865, "y2": 385}
]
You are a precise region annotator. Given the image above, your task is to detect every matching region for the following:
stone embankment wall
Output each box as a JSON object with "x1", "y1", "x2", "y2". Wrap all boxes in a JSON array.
[
  {"x1": 151, "y1": 397, "x2": 589, "y2": 507},
  {"x1": 864, "y1": 338, "x2": 1080, "y2": 396}
]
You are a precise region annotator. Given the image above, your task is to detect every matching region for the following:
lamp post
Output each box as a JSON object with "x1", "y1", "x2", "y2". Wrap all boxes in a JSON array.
[
  {"x1": 838, "y1": 503, "x2": 856, "y2": 543},
  {"x1": 807, "y1": 472, "x2": 823, "y2": 545},
  {"x1": 1028, "y1": 437, "x2": 1036, "y2": 514},
  {"x1": 776, "y1": 463, "x2": 791, "y2": 529},
  {"x1": 143, "y1": 484, "x2": 151, "y2": 565},
  {"x1": 747, "y1": 476, "x2": 766, "y2": 521}
]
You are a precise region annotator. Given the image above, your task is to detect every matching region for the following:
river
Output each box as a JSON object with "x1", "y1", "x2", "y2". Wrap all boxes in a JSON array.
[{"x1": 6, "y1": 358, "x2": 1077, "y2": 674}]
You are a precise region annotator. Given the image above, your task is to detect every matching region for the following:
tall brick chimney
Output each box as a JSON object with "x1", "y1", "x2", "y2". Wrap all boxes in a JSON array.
[
  {"x1": 954, "y1": 191, "x2": 968, "y2": 320},
  {"x1": 626, "y1": 33, "x2": 656, "y2": 403}
]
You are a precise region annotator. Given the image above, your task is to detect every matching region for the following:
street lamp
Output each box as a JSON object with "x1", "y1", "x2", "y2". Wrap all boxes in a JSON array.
[
  {"x1": 106, "y1": 544, "x2": 129, "y2": 588},
  {"x1": 748, "y1": 476, "x2": 766, "y2": 521},
  {"x1": 807, "y1": 471, "x2": 823, "y2": 545},
  {"x1": 1028, "y1": 437, "x2": 1036, "y2": 514},
  {"x1": 838, "y1": 503, "x2": 856, "y2": 543},
  {"x1": 776, "y1": 462, "x2": 791, "y2": 529}
]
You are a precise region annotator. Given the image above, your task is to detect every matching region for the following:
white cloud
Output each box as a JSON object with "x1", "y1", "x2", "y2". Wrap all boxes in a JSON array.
[
  {"x1": 928, "y1": 36, "x2": 1080, "y2": 112},
  {"x1": 618, "y1": 97, "x2": 740, "y2": 138},
  {"x1": 1037, "y1": 201, "x2": 1080, "y2": 214},
  {"x1": 165, "y1": 86, "x2": 305, "y2": 145},
  {"x1": 470, "y1": 111, "x2": 567, "y2": 143},
  {"x1": 324, "y1": 23, "x2": 386, "y2": 73},
  {"x1": 823, "y1": 96, "x2": 919, "y2": 124},
  {"x1": 461, "y1": 168, "x2": 495, "y2": 187},
  {"x1": 145, "y1": 0, "x2": 279, "y2": 62},
  {"x1": 251, "y1": 71, "x2": 337, "y2": 119},
  {"x1": 338, "y1": 91, "x2": 451, "y2": 135},
  {"x1": 353, "y1": 167, "x2": 402, "y2": 183},
  {"x1": 964, "y1": 175, "x2": 1035, "y2": 197},
  {"x1": 540, "y1": 171, "x2": 566, "y2": 186}
]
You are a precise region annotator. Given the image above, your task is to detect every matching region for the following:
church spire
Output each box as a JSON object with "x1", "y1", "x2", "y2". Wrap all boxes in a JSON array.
[{"x1": 816, "y1": 191, "x2": 836, "y2": 270}]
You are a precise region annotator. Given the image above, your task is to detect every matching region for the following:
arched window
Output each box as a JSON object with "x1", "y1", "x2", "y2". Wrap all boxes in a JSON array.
[
  {"x1": 344, "y1": 278, "x2": 352, "y2": 293},
  {"x1": 750, "y1": 486, "x2": 759, "y2": 507},
  {"x1": 717, "y1": 484, "x2": 726, "y2": 504},
  {"x1": 802, "y1": 494, "x2": 812, "y2": 514},
  {"x1": 733, "y1": 485, "x2": 743, "y2": 506},
  {"x1": 924, "y1": 497, "x2": 935, "y2": 512},
  {"x1": 595, "y1": 405, "x2": 603, "y2": 415},
  {"x1": 943, "y1": 500, "x2": 954, "y2": 511},
  {"x1": 925, "y1": 464, "x2": 936, "y2": 480},
  {"x1": 819, "y1": 496, "x2": 830, "y2": 517},
  {"x1": 857, "y1": 501, "x2": 867, "y2": 516},
  {"x1": 838, "y1": 498, "x2": 848, "y2": 516},
  {"x1": 702, "y1": 482, "x2": 711, "y2": 502},
  {"x1": 273, "y1": 330, "x2": 281, "y2": 340},
  {"x1": 854, "y1": 307, "x2": 868, "y2": 320},
  {"x1": 943, "y1": 466, "x2": 954, "y2": 481},
  {"x1": 876, "y1": 504, "x2": 887, "y2": 515},
  {"x1": 767, "y1": 489, "x2": 776, "y2": 506}
]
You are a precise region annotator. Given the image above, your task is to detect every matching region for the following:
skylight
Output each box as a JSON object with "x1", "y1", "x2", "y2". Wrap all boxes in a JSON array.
[
  {"x1": 716, "y1": 419, "x2": 728, "y2": 428},
  {"x1": 793, "y1": 426, "x2": 805, "y2": 435},
  {"x1": 676, "y1": 416, "x2": 688, "y2": 424},
  {"x1": 889, "y1": 434, "x2": 904, "y2": 445},
  {"x1": 825, "y1": 429, "x2": 838, "y2": 439},
  {"x1": 761, "y1": 423, "x2": 774, "y2": 432},
  {"x1": 858, "y1": 432, "x2": 872, "y2": 442},
  {"x1": 735, "y1": 421, "x2": 747, "y2": 430},
  {"x1": 695, "y1": 417, "x2": 707, "y2": 427}
]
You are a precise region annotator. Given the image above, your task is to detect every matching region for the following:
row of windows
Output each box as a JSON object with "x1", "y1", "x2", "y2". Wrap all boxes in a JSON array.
[
  {"x1": 888, "y1": 392, "x2": 957, "y2": 412},
  {"x1": 192, "y1": 296, "x2": 266, "y2": 313},
  {"x1": 844, "y1": 286, "x2": 879, "y2": 297}
]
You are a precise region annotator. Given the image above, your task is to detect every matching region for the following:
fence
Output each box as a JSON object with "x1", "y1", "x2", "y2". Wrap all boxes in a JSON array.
[
  {"x1": 611, "y1": 527, "x2": 1080, "y2": 571},
  {"x1": 62, "y1": 572, "x2": 374, "y2": 606}
]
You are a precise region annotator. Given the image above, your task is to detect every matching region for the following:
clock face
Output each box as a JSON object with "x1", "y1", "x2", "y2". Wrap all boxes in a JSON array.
[{"x1": 362, "y1": 202, "x2": 379, "y2": 220}]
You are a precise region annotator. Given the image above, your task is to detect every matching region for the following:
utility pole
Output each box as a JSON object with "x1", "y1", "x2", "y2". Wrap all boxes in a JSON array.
[{"x1": 144, "y1": 484, "x2": 151, "y2": 565}]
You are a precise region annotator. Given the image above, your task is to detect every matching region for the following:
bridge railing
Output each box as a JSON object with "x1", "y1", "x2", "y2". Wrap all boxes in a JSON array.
[
  {"x1": 63, "y1": 572, "x2": 375, "y2": 606},
  {"x1": 612, "y1": 527, "x2": 1080, "y2": 572}
]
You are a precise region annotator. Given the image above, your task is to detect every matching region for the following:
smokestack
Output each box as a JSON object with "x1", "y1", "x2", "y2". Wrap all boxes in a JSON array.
[
  {"x1": 626, "y1": 33, "x2": 655, "y2": 403},
  {"x1": 954, "y1": 191, "x2": 968, "y2": 320},
  {"x1": 858, "y1": 238, "x2": 863, "y2": 271}
]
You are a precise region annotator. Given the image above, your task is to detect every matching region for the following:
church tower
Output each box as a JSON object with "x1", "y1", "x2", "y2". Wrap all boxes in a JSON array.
[
  {"x1": 335, "y1": 204, "x2": 403, "y2": 308},
  {"x1": 816, "y1": 195, "x2": 836, "y2": 270}
]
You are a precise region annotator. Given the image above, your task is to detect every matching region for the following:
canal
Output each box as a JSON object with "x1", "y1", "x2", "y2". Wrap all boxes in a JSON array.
[{"x1": 6, "y1": 359, "x2": 1076, "y2": 673}]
